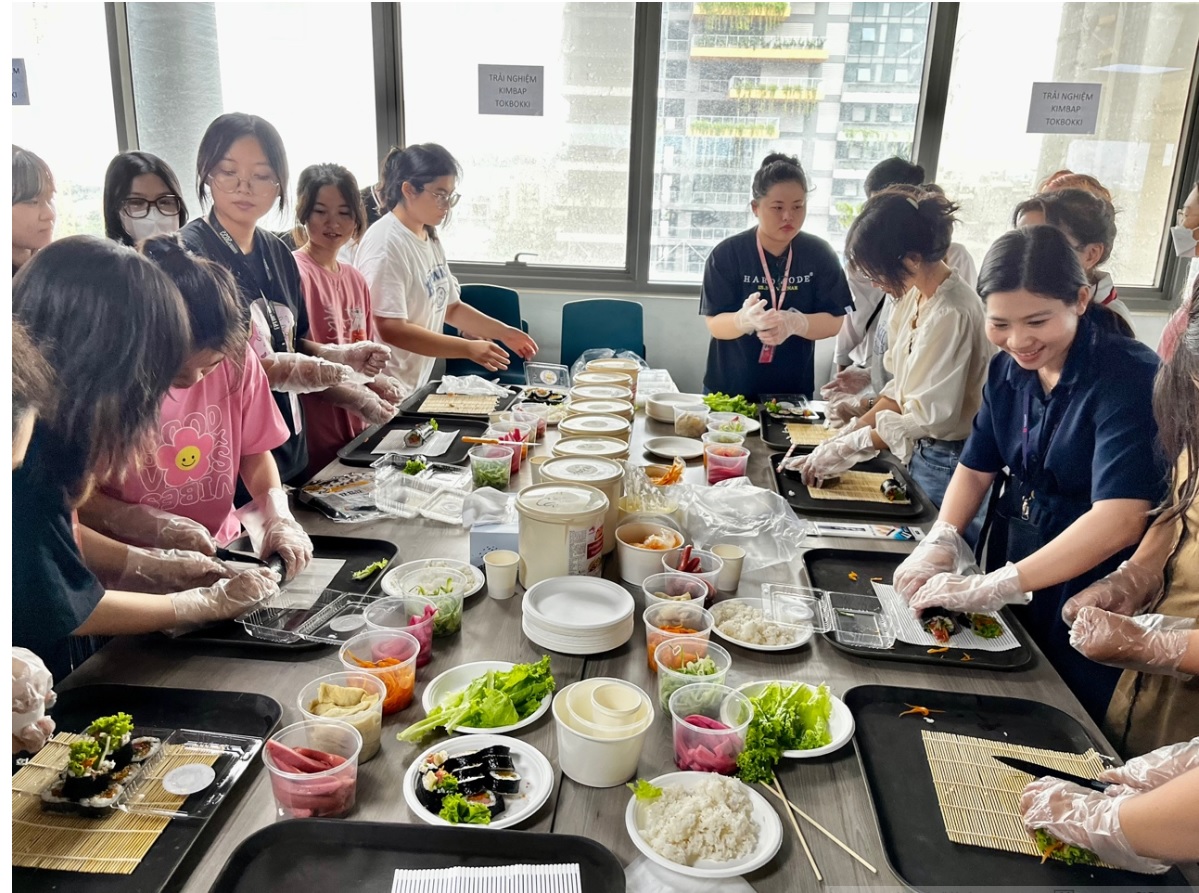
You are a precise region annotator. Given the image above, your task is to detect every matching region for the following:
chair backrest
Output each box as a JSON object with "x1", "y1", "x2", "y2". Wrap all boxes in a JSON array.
[
  {"x1": 560, "y1": 299, "x2": 646, "y2": 369},
  {"x1": 459, "y1": 284, "x2": 522, "y2": 329}
]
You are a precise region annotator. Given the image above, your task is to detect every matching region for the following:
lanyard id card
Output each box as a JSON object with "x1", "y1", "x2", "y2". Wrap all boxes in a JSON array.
[
  {"x1": 207, "y1": 210, "x2": 289, "y2": 354},
  {"x1": 755, "y1": 233, "x2": 791, "y2": 364}
]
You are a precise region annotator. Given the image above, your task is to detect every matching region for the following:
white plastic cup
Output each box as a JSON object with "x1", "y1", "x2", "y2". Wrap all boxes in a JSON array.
[
  {"x1": 483, "y1": 549, "x2": 521, "y2": 600},
  {"x1": 711, "y1": 544, "x2": 747, "y2": 593}
]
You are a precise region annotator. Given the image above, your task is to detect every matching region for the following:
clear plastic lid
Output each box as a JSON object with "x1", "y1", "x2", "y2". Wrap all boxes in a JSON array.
[
  {"x1": 568, "y1": 399, "x2": 634, "y2": 417},
  {"x1": 559, "y1": 414, "x2": 631, "y2": 437},
  {"x1": 573, "y1": 372, "x2": 632, "y2": 386},
  {"x1": 516, "y1": 483, "x2": 609, "y2": 522},
  {"x1": 539, "y1": 456, "x2": 624, "y2": 486},
  {"x1": 762, "y1": 584, "x2": 834, "y2": 634},
  {"x1": 419, "y1": 489, "x2": 466, "y2": 525},
  {"x1": 825, "y1": 590, "x2": 897, "y2": 650},
  {"x1": 525, "y1": 362, "x2": 571, "y2": 388},
  {"x1": 552, "y1": 435, "x2": 629, "y2": 459},
  {"x1": 240, "y1": 591, "x2": 381, "y2": 644},
  {"x1": 569, "y1": 385, "x2": 633, "y2": 401}
]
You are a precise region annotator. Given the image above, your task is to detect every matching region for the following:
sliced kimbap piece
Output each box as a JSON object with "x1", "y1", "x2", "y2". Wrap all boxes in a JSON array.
[
  {"x1": 129, "y1": 736, "x2": 162, "y2": 764},
  {"x1": 489, "y1": 768, "x2": 521, "y2": 794},
  {"x1": 484, "y1": 753, "x2": 515, "y2": 772},
  {"x1": 110, "y1": 763, "x2": 142, "y2": 786},
  {"x1": 456, "y1": 773, "x2": 489, "y2": 795},
  {"x1": 39, "y1": 779, "x2": 77, "y2": 814},
  {"x1": 79, "y1": 783, "x2": 124, "y2": 817},
  {"x1": 416, "y1": 766, "x2": 459, "y2": 812},
  {"x1": 87, "y1": 713, "x2": 136, "y2": 769},
  {"x1": 464, "y1": 789, "x2": 506, "y2": 817},
  {"x1": 476, "y1": 744, "x2": 511, "y2": 759}
]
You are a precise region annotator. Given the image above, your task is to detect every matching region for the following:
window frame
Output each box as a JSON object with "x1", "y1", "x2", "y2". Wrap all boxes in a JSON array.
[{"x1": 100, "y1": 1, "x2": 1199, "y2": 307}]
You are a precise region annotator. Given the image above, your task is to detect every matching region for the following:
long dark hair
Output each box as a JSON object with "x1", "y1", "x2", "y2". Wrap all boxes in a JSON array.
[
  {"x1": 1012, "y1": 188, "x2": 1117, "y2": 267},
  {"x1": 845, "y1": 186, "x2": 959, "y2": 297},
  {"x1": 1153, "y1": 277, "x2": 1199, "y2": 527},
  {"x1": 103, "y1": 151, "x2": 190, "y2": 245},
  {"x1": 12, "y1": 145, "x2": 53, "y2": 204},
  {"x1": 12, "y1": 320, "x2": 55, "y2": 437},
  {"x1": 292, "y1": 162, "x2": 368, "y2": 247},
  {"x1": 12, "y1": 236, "x2": 191, "y2": 500},
  {"x1": 864, "y1": 156, "x2": 924, "y2": 196},
  {"x1": 380, "y1": 143, "x2": 461, "y2": 239},
  {"x1": 195, "y1": 113, "x2": 289, "y2": 212},
  {"x1": 751, "y1": 152, "x2": 808, "y2": 200}
]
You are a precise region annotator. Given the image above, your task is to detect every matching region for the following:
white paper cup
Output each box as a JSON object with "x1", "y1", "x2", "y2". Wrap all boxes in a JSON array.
[
  {"x1": 484, "y1": 549, "x2": 521, "y2": 599},
  {"x1": 711, "y1": 544, "x2": 747, "y2": 593},
  {"x1": 529, "y1": 454, "x2": 552, "y2": 484}
]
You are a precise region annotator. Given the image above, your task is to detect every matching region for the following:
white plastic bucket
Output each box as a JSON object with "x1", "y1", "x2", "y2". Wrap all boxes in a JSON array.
[{"x1": 516, "y1": 483, "x2": 609, "y2": 587}]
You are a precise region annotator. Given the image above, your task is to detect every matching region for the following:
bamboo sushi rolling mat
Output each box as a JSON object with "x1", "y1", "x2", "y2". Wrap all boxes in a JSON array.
[
  {"x1": 920, "y1": 731, "x2": 1113, "y2": 866},
  {"x1": 417, "y1": 393, "x2": 499, "y2": 414},
  {"x1": 11, "y1": 733, "x2": 219, "y2": 874},
  {"x1": 785, "y1": 422, "x2": 838, "y2": 447},
  {"x1": 807, "y1": 470, "x2": 911, "y2": 504}
]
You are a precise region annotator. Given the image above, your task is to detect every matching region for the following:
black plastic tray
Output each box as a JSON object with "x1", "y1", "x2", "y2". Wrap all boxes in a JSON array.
[
  {"x1": 803, "y1": 548, "x2": 1033, "y2": 671},
  {"x1": 175, "y1": 535, "x2": 397, "y2": 652},
  {"x1": 14, "y1": 683, "x2": 282, "y2": 893},
  {"x1": 771, "y1": 454, "x2": 937, "y2": 522},
  {"x1": 337, "y1": 414, "x2": 489, "y2": 467},
  {"x1": 209, "y1": 819, "x2": 626, "y2": 892},
  {"x1": 758, "y1": 393, "x2": 827, "y2": 451},
  {"x1": 397, "y1": 379, "x2": 521, "y2": 420},
  {"x1": 845, "y1": 684, "x2": 1189, "y2": 891}
]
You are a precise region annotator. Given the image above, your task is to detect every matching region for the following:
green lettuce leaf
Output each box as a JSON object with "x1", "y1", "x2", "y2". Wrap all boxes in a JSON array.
[
  {"x1": 626, "y1": 779, "x2": 662, "y2": 801},
  {"x1": 438, "y1": 793, "x2": 491, "y2": 824},
  {"x1": 736, "y1": 682, "x2": 834, "y2": 784}
]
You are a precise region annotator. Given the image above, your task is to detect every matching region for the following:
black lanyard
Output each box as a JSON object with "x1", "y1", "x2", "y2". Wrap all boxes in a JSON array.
[
  {"x1": 206, "y1": 210, "x2": 289, "y2": 354},
  {"x1": 1018, "y1": 385, "x2": 1069, "y2": 520}
]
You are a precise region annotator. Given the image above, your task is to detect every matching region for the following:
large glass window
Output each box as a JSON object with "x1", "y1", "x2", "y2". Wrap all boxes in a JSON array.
[
  {"x1": 937, "y1": 3, "x2": 1199, "y2": 287},
  {"x1": 649, "y1": 2, "x2": 933, "y2": 283},
  {"x1": 401, "y1": 2, "x2": 636, "y2": 268},
  {"x1": 12, "y1": 2, "x2": 119, "y2": 237}
]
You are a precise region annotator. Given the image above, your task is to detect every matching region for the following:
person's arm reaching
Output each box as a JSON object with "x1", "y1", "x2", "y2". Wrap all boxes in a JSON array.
[
  {"x1": 445, "y1": 302, "x2": 538, "y2": 359},
  {"x1": 375, "y1": 316, "x2": 512, "y2": 372},
  {"x1": 78, "y1": 525, "x2": 229, "y2": 594}
]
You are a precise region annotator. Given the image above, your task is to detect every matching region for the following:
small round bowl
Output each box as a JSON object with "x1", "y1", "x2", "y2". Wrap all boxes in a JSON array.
[
  {"x1": 296, "y1": 672, "x2": 386, "y2": 762},
  {"x1": 641, "y1": 572, "x2": 709, "y2": 609},
  {"x1": 655, "y1": 638, "x2": 732, "y2": 713},
  {"x1": 364, "y1": 594, "x2": 437, "y2": 667},
  {"x1": 553, "y1": 679, "x2": 654, "y2": 787},
  {"x1": 591, "y1": 681, "x2": 643, "y2": 723},
  {"x1": 669, "y1": 683, "x2": 753, "y2": 776},
  {"x1": 615, "y1": 522, "x2": 684, "y2": 586},
  {"x1": 706, "y1": 412, "x2": 753, "y2": 434},
  {"x1": 263, "y1": 719, "x2": 362, "y2": 819},
  {"x1": 643, "y1": 602, "x2": 715, "y2": 672},
  {"x1": 338, "y1": 630, "x2": 419, "y2": 715}
]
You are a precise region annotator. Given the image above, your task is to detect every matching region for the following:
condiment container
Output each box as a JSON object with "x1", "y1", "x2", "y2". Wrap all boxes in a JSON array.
[{"x1": 297, "y1": 672, "x2": 385, "y2": 762}]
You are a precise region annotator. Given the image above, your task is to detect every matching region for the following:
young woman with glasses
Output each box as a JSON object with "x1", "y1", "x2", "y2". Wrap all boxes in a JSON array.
[
  {"x1": 352, "y1": 143, "x2": 538, "y2": 398},
  {"x1": 102, "y1": 151, "x2": 189, "y2": 245}
]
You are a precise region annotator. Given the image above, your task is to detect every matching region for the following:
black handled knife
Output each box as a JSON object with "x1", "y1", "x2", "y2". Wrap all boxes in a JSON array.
[{"x1": 992, "y1": 756, "x2": 1112, "y2": 792}]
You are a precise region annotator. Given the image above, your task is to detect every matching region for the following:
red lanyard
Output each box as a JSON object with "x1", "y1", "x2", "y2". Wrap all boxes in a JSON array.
[{"x1": 756, "y1": 232, "x2": 791, "y2": 363}]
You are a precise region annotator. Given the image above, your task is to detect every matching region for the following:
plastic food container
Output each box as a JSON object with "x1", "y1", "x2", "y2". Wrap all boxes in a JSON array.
[
  {"x1": 338, "y1": 630, "x2": 419, "y2": 715},
  {"x1": 669, "y1": 683, "x2": 752, "y2": 775},
  {"x1": 399, "y1": 568, "x2": 472, "y2": 637},
  {"x1": 263, "y1": 719, "x2": 362, "y2": 819},
  {"x1": 569, "y1": 385, "x2": 634, "y2": 403},
  {"x1": 706, "y1": 445, "x2": 750, "y2": 485},
  {"x1": 484, "y1": 424, "x2": 527, "y2": 472},
  {"x1": 516, "y1": 483, "x2": 609, "y2": 587},
  {"x1": 469, "y1": 444, "x2": 514, "y2": 490},
  {"x1": 297, "y1": 672, "x2": 385, "y2": 762},
  {"x1": 539, "y1": 457, "x2": 624, "y2": 556},
  {"x1": 364, "y1": 594, "x2": 437, "y2": 667},
  {"x1": 661, "y1": 547, "x2": 725, "y2": 603},
  {"x1": 559, "y1": 413, "x2": 632, "y2": 444},
  {"x1": 551, "y1": 435, "x2": 630, "y2": 463},
  {"x1": 615, "y1": 522, "x2": 685, "y2": 585},
  {"x1": 700, "y1": 431, "x2": 746, "y2": 467},
  {"x1": 673, "y1": 403, "x2": 710, "y2": 438},
  {"x1": 566, "y1": 398, "x2": 635, "y2": 422},
  {"x1": 641, "y1": 572, "x2": 710, "y2": 608},
  {"x1": 514, "y1": 402, "x2": 550, "y2": 438},
  {"x1": 644, "y1": 602, "x2": 715, "y2": 672},
  {"x1": 706, "y1": 412, "x2": 753, "y2": 434},
  {"x1": 655, "y1": 637, "x2": 732, "y2": 713}
]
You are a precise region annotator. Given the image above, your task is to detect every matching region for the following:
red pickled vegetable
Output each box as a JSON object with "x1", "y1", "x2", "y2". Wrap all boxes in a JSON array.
[
  {"x1": 294, "y1": 746, "x2": 347, "y2": 768},
  {"x1": 267, "y1": 739, "x2": 331, "y2": 774},
  {"x1": 673, "y1": 716, "x2": 741, "y2": 774},
  {"x1": 678, "y1": 545, "x2": 693, "y2": 572},
  {"x1": 684, "y1": 714, "x2": 729, "y2": 731}
]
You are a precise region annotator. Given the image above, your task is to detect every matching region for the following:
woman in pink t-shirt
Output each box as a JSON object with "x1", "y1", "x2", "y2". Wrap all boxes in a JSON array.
[
  {"x1": 292, "y1": 163, "x2": 403, "y2": 475},
  {"x1": 80, "y1": 236, "x2": 315, "y2": 581}
]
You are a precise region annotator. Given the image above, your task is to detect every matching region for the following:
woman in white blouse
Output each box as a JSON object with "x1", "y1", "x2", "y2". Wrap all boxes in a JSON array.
[{"x1": 786, "y1": 186, "x2": 993, "y2": 541}]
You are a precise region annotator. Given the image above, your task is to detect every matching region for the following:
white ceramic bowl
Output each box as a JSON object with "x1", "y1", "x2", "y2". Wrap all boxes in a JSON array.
[
  {"x1": 646, "y1": 392, "x2": 704, "y2": 423},
  {"x1": 615, "y1": 522, "x2": 685, "y2": 586},
  {"x1": 553, "y1": 678, "x2": 654, "y2": 787}
]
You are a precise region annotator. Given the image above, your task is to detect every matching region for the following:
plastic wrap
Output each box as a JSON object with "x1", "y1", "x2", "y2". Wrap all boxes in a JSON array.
[
  {"x1": 568, "y1": 348, "x2": 648, "y2": 382},
  {"x1": 674, "y1": 478, "x2": 813, "y2": 572}
]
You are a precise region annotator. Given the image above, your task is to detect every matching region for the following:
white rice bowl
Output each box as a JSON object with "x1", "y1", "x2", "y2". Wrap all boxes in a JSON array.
[{"x1": 638, "y1": 774, "x2": 759, "y2": 865}]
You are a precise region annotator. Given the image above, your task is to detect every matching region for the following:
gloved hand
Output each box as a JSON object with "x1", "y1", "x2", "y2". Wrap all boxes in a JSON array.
[
  {"x1": 733, "y1": 293, "x2": 771, "y2": 335},
  {"x1": 1097, "y1": 739, "x2": 1199, "y2": 792},
  {"x1": 169, "y1": 567, "x2": 281, "y2": 634},
  {"x1": 318, "y1": 340, "x2": 391, "y2": 376},
  {"x1": 367, "y1": 373, "x2": 405, "y2": 405},
  {"x1": 821, "y1": 366, "x2": 872, "y2": 398},
  {"x1": 267, "y1": 352, "x2": 353, "y2": 394},
  {"x1": 783, "y1": 425, "x2": 878, "y2": 487},
  {"x1": 826, "y1": 392, "x2": 871, "y2": 427},
  {"x1": 1062, "y1": 561, "x2": 1164, "y2": 626},
  {"x1": 323, "y1": 383, "x2": 397, "y2": 426},
  {"x1": 893, "y1": 520, "x2": 975, "y2": 602},
  {"x1": 259, "y1": 488, "x2": 314, "y2": 581},
  {"x1": 113, "y1": 546, "x2": 232, "y2": 593},
  {"x1": 910, "y1": 562, "x2": 1031, "y2": 614},
  {"x1": 758, "y1": 308, "x2": 810, "y2": 346},
  {"x1": 13, "y1": 647, "x2": 56, "y2": 754},
  {"x1": 1020, "y1": 778, "x2": 1172, "y2": 874},
  {"x1": 89, "y1": 502, "x2": 218, "y2": 554},
  {"x1": 1070, "y1": 608, "x2": 1195, "y2": 677}
]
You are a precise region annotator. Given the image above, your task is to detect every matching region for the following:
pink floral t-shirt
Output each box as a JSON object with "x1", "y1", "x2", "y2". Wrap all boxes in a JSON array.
[{"x1": 102, "y1": 346, "x2": 290, "y2": 545}]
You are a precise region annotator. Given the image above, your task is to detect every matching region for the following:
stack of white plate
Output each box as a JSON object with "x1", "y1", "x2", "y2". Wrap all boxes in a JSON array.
[{"x1": 522, "y1": 576, "x2": 635, "y2": 655}]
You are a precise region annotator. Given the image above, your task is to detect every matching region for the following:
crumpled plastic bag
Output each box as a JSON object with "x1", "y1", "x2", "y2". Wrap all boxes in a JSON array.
[
  {"x1": 437, "y1": 374, "x2": 512, "y2": 396},
  {"x1": 674, "y1": 478, "x2": 812, "y2": 572},
  {"x1": 625, "y1": 856, "x2": 754, "y2": 893},
  {"x1": 569, "y1": 348, "x2": 647, "y2": 381},
  {"x1": 461, "y1": 488, "x2": 517, "y2": 529}
]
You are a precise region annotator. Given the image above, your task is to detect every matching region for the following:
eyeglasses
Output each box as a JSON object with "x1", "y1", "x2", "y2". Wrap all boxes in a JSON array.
[
  {"x1": 424, "y1": 188, "x2": 461, "y2": 209},
  {"x1": 207, "y1": 171, "x2": 280, "y2": 196},
  {"x1": 121, "y1": 195, "x2": 182, "y2": 218}
]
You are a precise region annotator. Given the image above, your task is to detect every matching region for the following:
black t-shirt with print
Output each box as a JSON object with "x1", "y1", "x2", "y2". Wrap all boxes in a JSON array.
[{"x1": 699, "y1": 228, "x2": 852, "y2": 401}]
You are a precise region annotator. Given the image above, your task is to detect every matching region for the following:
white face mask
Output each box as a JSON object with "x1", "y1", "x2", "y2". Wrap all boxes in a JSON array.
[
  {"x1": 120, "y1": 208, "x2": 180, "y2": 243},
  {"x1": 1170, "y1": 224, "x2": 1198, "y2": 258}
]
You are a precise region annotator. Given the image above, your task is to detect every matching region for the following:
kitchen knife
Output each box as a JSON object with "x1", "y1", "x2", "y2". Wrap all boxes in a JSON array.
[{"x1": 992, "y1": 756, "x2": 1112, "y2": 792}]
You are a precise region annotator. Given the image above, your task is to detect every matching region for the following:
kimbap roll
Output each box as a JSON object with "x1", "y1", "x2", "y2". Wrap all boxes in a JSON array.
[
  {"x1": 489, "y1": 768, "x2": 521, "y2": 794},
  {"x1": 464, "y1": 789, "x2": 506, "y2": 817},
  {"x1": 87, "y1": 713, "x2": 135, "y2": 769},
  {"x1": 921, "y1": 607, "x2": 959, "y2": 645},
  {"x1": 79, "y1": 783, "x2": 124, "y2": 817},
  {"x1": 129, "y1": 736, "x2": 162, "y2": 764}
]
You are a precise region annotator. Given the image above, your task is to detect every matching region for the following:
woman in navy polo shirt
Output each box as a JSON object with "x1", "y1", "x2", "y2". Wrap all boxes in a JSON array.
[
  {"x1": 699, "y1": 153, "x2": 852, "y2": 401},
  {"x1": 894, "y1": 225, "x2": 1167, "y2": 721}
]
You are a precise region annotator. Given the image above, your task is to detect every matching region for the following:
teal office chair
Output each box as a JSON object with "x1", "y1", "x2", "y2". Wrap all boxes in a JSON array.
[
  {"x1": 443, "y1": 284, "x2": 529, "y2": 385},
  {"x1": 560, "y1": 299, "x2": 646, "y2": 369}
]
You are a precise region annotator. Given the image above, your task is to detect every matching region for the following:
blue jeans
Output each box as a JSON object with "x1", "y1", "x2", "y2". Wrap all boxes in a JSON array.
[{"x1": 907, "y1": 438, "x2": 986, "y2": 549}]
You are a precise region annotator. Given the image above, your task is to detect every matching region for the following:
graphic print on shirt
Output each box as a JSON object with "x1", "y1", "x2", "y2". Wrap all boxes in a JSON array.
[
  {"x1": 319, "y1": 301, "x2": 368, "y2": 344},
  {"x1": 247, "y1": 301, "x2": 298, "y2": 360},
  {"x1": 137, "y1": 406, "x2": 235, "y2": 510},
  {"x1": 425, "y1": 264, "x2": 453, "y2": 312},
  {"x1": 741, "y1": 271, "x2": 815, "y2": 288}
]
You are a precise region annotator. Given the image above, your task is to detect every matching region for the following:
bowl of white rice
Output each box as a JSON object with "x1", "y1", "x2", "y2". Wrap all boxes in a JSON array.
[{"x1": 625, "y1": 771, "x2": 783, "y2": 878}]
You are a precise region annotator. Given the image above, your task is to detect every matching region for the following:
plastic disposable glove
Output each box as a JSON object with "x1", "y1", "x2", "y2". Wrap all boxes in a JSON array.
[
  {"x1": 367, "y1": 373, "x2": 405, "y2": 405},
  {"x1": 758, "y1": 308, "x2": 810, "y2": 346},
  {"x1": 323, "y1": 383, "x2": 397, "y2": 426},
  {"x1": 783, "y1": 425, "x2": 878, "y2": 487},
  {"x1": 266, "y1": 352, "x2": 353, "y2": 394},
  {"x1": 13, "y1": 647, "x2": 56, "y2": 753},
  {"x1": 113, "y1": 546, "x2": 232, "y2": 593},
  {"x1": 1070, "y1": 607, "x2": 1195, "y2": 677},
  {"x1": 1020, "y1": 778, "x2": 1172, "y2": 874},
  {"x1": 892, "y1": 520, "x2": 976, "y2": 602},
  {"x1": 169, "y1": 567, "x2": 281, "y2": 634},
  {"x1": 1062, "y1": 561, "x2": 1164, "y2": 626},
  {"x1": 318, "y1": 340, "x2": 391, "y2": 376},
  {"x1": 1097, "y1": 739, "x2": 1199, "y2": 793},
  {"x1": 910, "y1": 562, "x2": 1031, "y2": 614},
  {"x1": 733, "y1": 293, "x2": 771, "y2": 335},
  {"x1": 259, "y1": 487, "x2": 314, "y2": 580},
  {"x1": 89, "y1": 502, "x2": 217, "y2": 554},
  {"x1": 820, "y1": 366, "x2": 872, "y2": 398},
  {"x1": 826, "y1": 391, "x2": 871, "y2": 427}
]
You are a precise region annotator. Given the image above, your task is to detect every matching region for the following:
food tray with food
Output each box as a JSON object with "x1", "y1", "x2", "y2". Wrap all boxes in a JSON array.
[
  {"x1": 338, "y1": 414, "x2": 488, "y2": 467},
  {"x1": 208, "y1": 820, "x2": 625, "y2": 893},
  {"x1": 398, "y1": 379, "x2": 521, "y2": 420},
  {"x1": 13, "y1": 684, "x2": 281, "y2": 893},
  {"x1": 757, "y1": 393, "x2": 826, "y2": 450},
  {"x1": 800, "y1": 548, "x2": 1033, "y2": 670},
  {"x1": 844, "y1": 684, "x2": 1189, "y2": 890},
  {"x1": 772, "y1": 455, "x2": 938, "y2": 523},
  {"x1": 176, "y1": 536, "x2": 398, "y2": 652}
]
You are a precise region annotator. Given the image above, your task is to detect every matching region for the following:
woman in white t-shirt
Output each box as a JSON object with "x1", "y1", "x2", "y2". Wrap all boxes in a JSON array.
[{"x1": 353, "y1": 144, "x2": 538, "y2": 397}]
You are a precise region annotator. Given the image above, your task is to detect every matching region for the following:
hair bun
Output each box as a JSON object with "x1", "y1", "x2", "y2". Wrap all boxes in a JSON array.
[{"x1": 760, "y1": 152, "x2": 798, "y2": 169}]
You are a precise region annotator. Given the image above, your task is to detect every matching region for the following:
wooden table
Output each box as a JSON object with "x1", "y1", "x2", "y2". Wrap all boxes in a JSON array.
[{"x1": 58, "y1": 411, "x2": 1179, "y2": 891}]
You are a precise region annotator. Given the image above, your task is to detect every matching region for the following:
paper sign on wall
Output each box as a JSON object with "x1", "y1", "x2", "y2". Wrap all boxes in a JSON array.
[
  {"x1": 1027, "y1": 82, "x2": 1101, "y2": 134},
  {"x1": 13, "y1": 58, "x2": 30, "y2": 105},
  {"x1": 478, "y1": 64, "x2": 544, "y2": 117}
]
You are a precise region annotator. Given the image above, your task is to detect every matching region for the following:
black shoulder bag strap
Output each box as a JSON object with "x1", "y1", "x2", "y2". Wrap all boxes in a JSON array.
[{"x1": 206, "y1": 210, "x2": 289, "y2": 354}]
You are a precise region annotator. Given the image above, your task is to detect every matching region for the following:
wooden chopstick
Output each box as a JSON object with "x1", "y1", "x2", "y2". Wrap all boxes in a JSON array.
[
  {"x1": 461, "y1": 437, "x2": 500, "y2": 445},
  {"x1": 772, "y1": 775, "x2": 822, "y2": 883},
  {"x1": 760, "y1": 780, "x2": 878, "y2": 874}
]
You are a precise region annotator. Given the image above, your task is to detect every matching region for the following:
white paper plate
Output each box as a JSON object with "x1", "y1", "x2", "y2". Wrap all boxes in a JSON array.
[
  {"x1": 403, "y1": 734, "x2": 553, "y2": 831},
  {"x1": 522, "y1": 616, "x2": 634, "y2": 655},
  {"x1": 420, "y1": 661, "x2": 553, "y2": 735},
  {"x1": 736, "y1": 681, "x2": 854, "y2": 758},
  {"x1": 645, "y1": 393, "x2": 704, "y2": 423},
  {"x1": 625, "y1": 772, "x2": 782, "y2": 878},
  {"x1": 381, "y1": 559, "x2": 485, "y2": 600},
  {"x1": 709, "y1": 598, "x2": 816, "y2": 652},
  {"x1": 643, "y1": 437, "x2": 705, "y2": 461},
  {"x1": 523, "y1": 577, "x2": 635, "y2": 631}
]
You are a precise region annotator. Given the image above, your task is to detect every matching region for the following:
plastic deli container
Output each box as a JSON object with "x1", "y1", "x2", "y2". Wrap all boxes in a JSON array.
[
  {"x1": 516, "y1": 483, "x2": 609, "y2": 588},
  {"x1": 551, "y1": 435, "x2": 630, "y2": 463},
  {"x1": 539, "y1": 457, "x2": 624, "y2": 557}
]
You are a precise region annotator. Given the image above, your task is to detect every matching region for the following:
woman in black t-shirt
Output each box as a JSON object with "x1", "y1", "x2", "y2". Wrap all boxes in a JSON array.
[{"x1": 700, "y1": 153, "x2": 852, "y2": 401}]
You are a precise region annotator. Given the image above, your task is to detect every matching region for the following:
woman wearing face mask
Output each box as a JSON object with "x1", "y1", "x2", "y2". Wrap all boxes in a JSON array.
[
  {"x1": 1160, "y1": 181, "x2": 1199, "y2": 362},
  {"x1": 12, "y1": 145, "x2": 56, "y2": 275},
  {"x1": 701, "y1": 152, "x2": 852, "y2": 401},
  {"x1": 102, "y1": 152, "x2": 189, "y2": 245},
  {"x1": 892, "y1": 226, "x2": 1167, "y2": 721}
]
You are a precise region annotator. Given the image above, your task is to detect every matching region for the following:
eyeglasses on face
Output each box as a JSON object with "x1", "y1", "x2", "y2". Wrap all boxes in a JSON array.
[
  {"x1": 423, "y1": 187, "x2": 461, "y2": 208},
  {"x1": 121, "y1": 195, "x2": 182, "y2": 218},
  {"x1": 207, "y1": 170, "x2": 280, "y2": 196}
]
